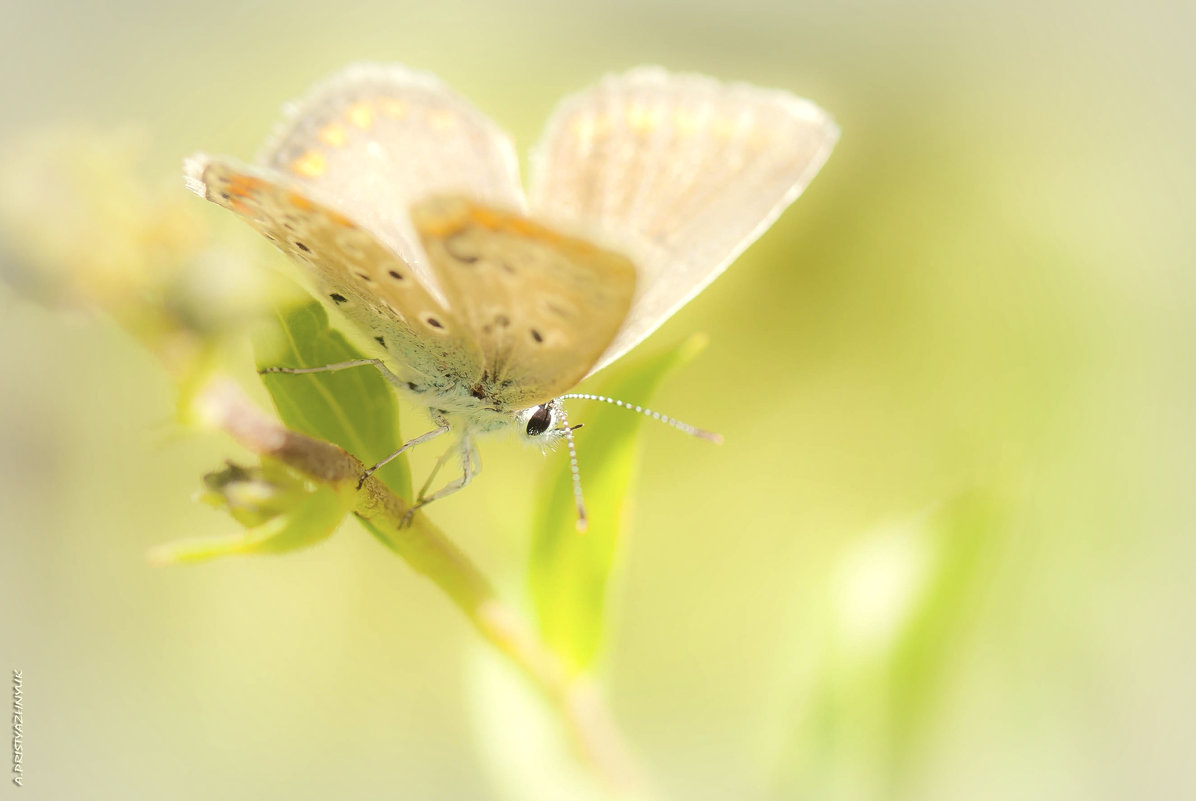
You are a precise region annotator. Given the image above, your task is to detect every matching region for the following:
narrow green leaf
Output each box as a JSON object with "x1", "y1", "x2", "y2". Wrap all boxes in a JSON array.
[
  {"x1": 149, "y1": 481, "x2": 348, "y2": 564},
  {"x1": 885, "y1": 491, "x2": 1002, "y2": 777},
  {"x1": 252, "y1": 300, "x2": 411, "y2": 499},
  {"x1": 773, "y1": 491, "x2": 1004, "y2": 798},
  {"x1": 530, "y1": 334, "x2": 709, "y2": 673}
]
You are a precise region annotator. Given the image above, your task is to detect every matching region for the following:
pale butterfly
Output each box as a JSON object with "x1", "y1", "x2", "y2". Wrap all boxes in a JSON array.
[{"x1": 184, "y1": 63, "x2": 838, "y2": 529}]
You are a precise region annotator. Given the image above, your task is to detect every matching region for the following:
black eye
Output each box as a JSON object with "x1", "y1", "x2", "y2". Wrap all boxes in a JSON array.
[{"x1": 526, "y1": 405, "x2": 552, "y2": 437}]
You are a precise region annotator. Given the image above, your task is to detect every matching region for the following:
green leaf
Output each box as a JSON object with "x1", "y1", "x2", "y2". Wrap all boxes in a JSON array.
[
  {"x1": 253, "y1": 300, "x2": 411, "y2": 499},
  {"x1": 149, "y1": 479, "x2": 348, "y2": 564},
  {"x1": 884, "y1": 491, "x2": 1002, "y2": 776},
  {"x1": 529, "y1": 335, "x2": 710, "y2": 674}
]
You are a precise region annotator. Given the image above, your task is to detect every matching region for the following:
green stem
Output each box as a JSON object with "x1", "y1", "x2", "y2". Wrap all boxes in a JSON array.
[{"x1": 193, "y1": 376, "x2": 648, "y2": 796}]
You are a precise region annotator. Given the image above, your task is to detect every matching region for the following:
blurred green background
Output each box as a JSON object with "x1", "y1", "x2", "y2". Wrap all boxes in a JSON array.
[{"x1": 1, "y1": 0, "x2": 1193, "y2": 799}]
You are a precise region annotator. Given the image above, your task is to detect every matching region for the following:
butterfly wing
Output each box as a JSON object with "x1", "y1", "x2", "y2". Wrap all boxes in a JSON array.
[
  {"x1": 411, "y1": 195, "x2": 636, "y2": 409},
  {"x1": 257, "y1": 62, "x2": 526, "y2": 300},
  {"x1": 185, "y1": 156, "x2": 484, "y2": 391},
  {"x1": 530, "y1": 67, "x2": 839, "y2": 373}
]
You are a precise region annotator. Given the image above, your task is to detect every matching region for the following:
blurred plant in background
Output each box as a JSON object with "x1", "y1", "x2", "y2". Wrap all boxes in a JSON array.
[{"x1": 0, "y1": 128, "x2": 271, "y2": 368}]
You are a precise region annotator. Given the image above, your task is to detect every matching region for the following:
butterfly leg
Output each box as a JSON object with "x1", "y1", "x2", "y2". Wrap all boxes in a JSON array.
[
  {"x1": 356, "y1": 422, "x2": 450, "y2": 488},
  {"x1": 260, "y1": 358, "x2": 408, "y2": 387},
  {"x1": 400, "y1": 436, "x2": 480, "y2": 526},
  {"x1": 414, "y1": 441, "x2": 458, "y2": 500}
]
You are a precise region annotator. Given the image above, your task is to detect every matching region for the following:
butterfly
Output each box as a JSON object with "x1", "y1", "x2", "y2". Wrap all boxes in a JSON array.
[{"x1": 184, "y1": 63, "x2": 838, "y2": 528}]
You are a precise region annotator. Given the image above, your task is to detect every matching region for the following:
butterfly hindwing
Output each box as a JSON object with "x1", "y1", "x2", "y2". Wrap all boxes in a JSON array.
[{"x1": 411, "y1": 196, "x2": 636, "y2": 409}]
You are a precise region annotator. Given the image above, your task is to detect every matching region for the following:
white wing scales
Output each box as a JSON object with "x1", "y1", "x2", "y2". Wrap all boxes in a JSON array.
[{"x1": 530, "y1": 67, "x2": 839, "y2": 373}]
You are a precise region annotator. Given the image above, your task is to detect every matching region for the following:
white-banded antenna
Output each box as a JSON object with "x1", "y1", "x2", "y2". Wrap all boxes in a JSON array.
[
  {"x1": 556, "y1": 405, "x2": 588, "y2": 532},
  {"x1": 559, "y1": 393, "x2": 723, "y2": 444}
]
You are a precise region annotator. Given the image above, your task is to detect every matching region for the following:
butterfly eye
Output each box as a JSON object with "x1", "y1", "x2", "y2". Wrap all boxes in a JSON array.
[{"x1": 525, "y1": 404, "x2": 553, "y2": 437}]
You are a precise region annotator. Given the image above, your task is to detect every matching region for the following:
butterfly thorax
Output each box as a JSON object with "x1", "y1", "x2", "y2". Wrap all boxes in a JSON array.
[
  {"x1": 437, "y1": 405, "x2": 526, "y2": 437},
  {"x1": 395, "y1": 359, "x2": 520, "y2": 413},
  {"x1": 393, "y1": 363, "x2": 562, "y2": 441},
  {"x1": 394, "y1": 366, "x2": 534, "y2": 436}
]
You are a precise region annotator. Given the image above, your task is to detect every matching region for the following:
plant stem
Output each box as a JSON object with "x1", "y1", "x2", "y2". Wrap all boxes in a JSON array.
[{"x1": 193, "y1": 376, "x2": 648, "y2": 796}]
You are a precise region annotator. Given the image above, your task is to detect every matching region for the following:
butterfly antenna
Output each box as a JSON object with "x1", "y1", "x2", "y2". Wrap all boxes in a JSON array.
[
  {"x1": 558, "y1": 393, "x2": 723, "y2": 444},
  {"x1": 557, "y1": 405, "x2": 588, "y2": 532}
]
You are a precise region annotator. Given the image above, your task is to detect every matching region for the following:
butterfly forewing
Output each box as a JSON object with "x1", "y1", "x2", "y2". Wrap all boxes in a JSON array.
[
  {"x1": 258, "y1": 63, "x2": 526, "y2": 300},
  {"x1": 185, "y1": 156, "x2": 485, "y2": 391},
  {"x1": 411, "y1": 196, "x2": 636, "y2": 409},
  {"x1": 530, "y1": 67, "x2": 839, "y2": 374}
]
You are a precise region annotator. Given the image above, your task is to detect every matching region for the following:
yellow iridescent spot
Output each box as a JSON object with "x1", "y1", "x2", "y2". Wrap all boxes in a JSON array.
[
  {"x1": 416, "y1": 215, "x2": 464, "y2": 238},
  {"x1": 570, "y1": 113, "x2": 596, "y2": 139},
  {"x1": 286, "y1": 192, "x2": 315, "y2": 211},
  {"x1": 347, "y1": 101, "x2": 374, "y2": 129},
  {"x1": 469, "y1": 206, "x2": 502, "y2": 230},
  {"x1": 428, "y1": 110, "x2": 457, "y2": 132},
  {"x1": 318, "y1": 124, "x2": 347, "y2": 147},
  {"x1": 591, "y1": 112, "x2": 613, "y2": 137},
  {"x1": 326, "y1": 209, "x2": 354, "y2": 227},
  {"x1": 225, "y1": 175, "x2": 262, "y2": 198},
  {"x1": 674, "y1": 110, "x2": 701, "y2": 136},
  {"x1": 291, "y1": 151, "x2": 327, "y2": 178},
  {"x1": 380, "y1": 98, "x2": 408, "y2": 118},
  {"x1": 507, "y1": 216, "x2": 562, "y2": 245},
  {"x1": 507, "y1": 217, "x2": 534, "y2": 235},
  {"x1": 712, "y1": 117, "x2": 739, "y2": 139},
  {"x1": 626, "y1": 104, "x2": 660, "y2": 133},
  {"x1": 412, "y1": 199, "x2": 470, "y2": 238}
]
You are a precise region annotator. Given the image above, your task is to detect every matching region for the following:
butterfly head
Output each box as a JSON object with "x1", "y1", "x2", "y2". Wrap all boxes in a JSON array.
[
  {"x1": 515, "y1": 399, "x2": 576, "y2": 446},
  {"x1": 513, "y1": 398, "x2": 588, "y2": 531}
]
